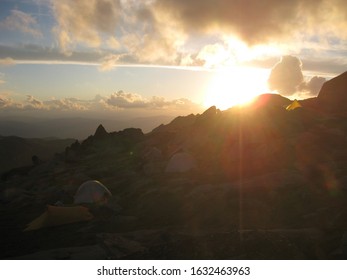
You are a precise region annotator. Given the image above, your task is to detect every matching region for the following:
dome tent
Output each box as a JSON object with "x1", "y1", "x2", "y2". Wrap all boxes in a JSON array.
[
  {"x1": 74, "y1": 180, "x2": 112, "y2": 204},
  {"x1": 143, "y1": 147, "x2": 163, "y2": 162},
  {"x1": 165, "y1": 152, "x2": 197, "y2": 173}
]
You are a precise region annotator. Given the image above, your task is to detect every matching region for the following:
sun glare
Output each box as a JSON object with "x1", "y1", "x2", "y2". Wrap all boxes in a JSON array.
[{"x1": 204, "y1": 67, "x2": 270, "y2": 110}]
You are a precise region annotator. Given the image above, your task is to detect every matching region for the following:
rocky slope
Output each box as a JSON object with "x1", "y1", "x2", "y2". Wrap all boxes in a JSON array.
[{"x1": 1, "y1": 72, "x2": 347, "y2": 260}]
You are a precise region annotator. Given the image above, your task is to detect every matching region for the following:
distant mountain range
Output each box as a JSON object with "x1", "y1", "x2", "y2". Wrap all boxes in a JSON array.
[
  {"x1": 0, "y1": 115, "x2": 174, "y2": 139},
  {"x1": 0, "y1": 114, "x2": 174, "y2": 174},
  {"x1": 0, "y1": 136, "x2": 75, "y2": 174}
]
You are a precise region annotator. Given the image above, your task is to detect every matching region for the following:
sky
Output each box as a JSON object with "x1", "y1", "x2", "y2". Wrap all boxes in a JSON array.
[{"x1": 0, "y1": 0, "x2": 347, "y2": 120}]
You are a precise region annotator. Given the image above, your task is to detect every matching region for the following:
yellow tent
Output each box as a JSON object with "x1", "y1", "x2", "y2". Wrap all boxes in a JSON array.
[
  {"x1": 286, "y1": 99, "x2": 302, "y2": 111},
  {"x1": 24, "y1": 205, "x2": 93, "y2": 231}
]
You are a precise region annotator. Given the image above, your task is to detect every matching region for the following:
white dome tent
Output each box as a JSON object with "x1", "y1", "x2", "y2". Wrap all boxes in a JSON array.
[
  {"x1": 74, "y1": 180, "x2": 112, "y2": 204},
  {"x1": 165, "y1": 152, "x2": 197, "y2": 173}
]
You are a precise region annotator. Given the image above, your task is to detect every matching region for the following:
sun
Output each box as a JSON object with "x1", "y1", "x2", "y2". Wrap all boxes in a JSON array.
[{"x1": 204, "y1": 67, "x2": 270, "y2": 110}]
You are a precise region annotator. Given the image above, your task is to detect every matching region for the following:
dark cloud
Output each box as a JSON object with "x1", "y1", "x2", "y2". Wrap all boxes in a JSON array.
[
  {"x1": 268, "y1": 55, "x2": 304, "y2": 96},
  {"x1": 299, "y1": 76, "x2": 326, "y2": 97},
  {"x1": 117, "y1": 3, "x2": 187, "y2": 65},
  {"x1": 0, "y1": 44, "x2": 132, "y2": 67},
  {"x1": 2, "y1": 1, "x2": 347, "y2": 70},
  {"x1": 49, "y1": 0, "x2": 347, "y2": 52},
  {"x1": 301, "y1": 58, "x2": 347, "y2": 75},
  {"x1": 0, "y1": 42, "x2": 188, "y2": 69},
  {"x1": 52, "y1": 0, "x2": 121, "y2": 53},
  {"x1": 268, "y1": 55, "x2": 328, "y2": 97},
  {"x1": 0, "y1": 44, "x2": 101, "y2": 63},
  {"x1": 306, "y1": 76, "x2": 326, "y2": 96},
  {"x1": 154, "y1": 0, "x2": 339, "y2": 44}
]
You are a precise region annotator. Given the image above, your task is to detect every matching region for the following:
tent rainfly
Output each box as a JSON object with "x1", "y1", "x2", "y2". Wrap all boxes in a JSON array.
[
  {"x1": 24, "y1": 205, "x2": 93, "y2": 231},
  {"x1": 286, "y1": 99, "x2": 302, "y2": 111}
]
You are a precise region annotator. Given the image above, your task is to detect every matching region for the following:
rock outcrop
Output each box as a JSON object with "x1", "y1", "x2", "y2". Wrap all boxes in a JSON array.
[{"x1": 94, "y1": 124, "x2": 108, "y2": 139}]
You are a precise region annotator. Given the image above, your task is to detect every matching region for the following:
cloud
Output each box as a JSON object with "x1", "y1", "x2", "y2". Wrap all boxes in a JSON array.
[
  {"x1": 0, "y1": 73, "x2": 5, "y2": 85},
  {"x1": 196, "y1": 43, "x2": 231, "y2": 68},
  {"x1": 119, "y1": 3, "x2": 186, "y2": 65},
  {"x1": 0, "y1": 96, "x2": 10, "y2": 107},
  {"x1": 301, "y1": 58, "x2": 347, "y2": 76},
  {"x1": 0, "y1": 9, "x2": 42, "y2": 37},
  {"x1": 0, "y1": 91, "x2": 202, "y2": 114},
  {"x1": 154, "y1": 0, "x2": 294, "y2": 44},
  {"x1": 0, "y1": 57, "x2": 16, "y2": 66},
  {"x1": 44, "y1": 98, "x2": 89, "y2": 111},
  {"x1": 120, "y1": 32, "x2": 179, "y2": 64},
  {"x1": 52, "y1": 0, "x2": 121, "y2": 53},
  {"x1": 0, "y1": 94, "x2": 90, "y2": 112},
  {"x1": 268, "y1": 56, "x2": 304, "y2": 96},
  {"x1": 98, "y1": 54, "x2": 126, "y2": 71},
  {"x1": 167, "y1": 98, "x2": 202, "y2": 111},
  {"x1": 0, "y1": 44, "x2": 115, "y2": 66},
  {"x1": 154, "y1": 0, "x2": 347, "y2": 44},
  {"x1": 0, "y1": 93, "x2": 23, "y2": 109},
  {"x1": 107, "y1": 36, "x2": 121, "y2": 49},
  {"x1": 307, "y1": 76, "x2": 326, "y2": 95},
  {"x1": 26, "y1": 95, "x2": 44, "y2": 109},
  {"x1": 268, "y1": 55, "x2": 328, "y2": 97},
  {"x1": 1, "y1": 1, "x2": 345, "y2": 71},
  {"x1": 51, "y1": 0, "x2": 186, "y2": 63},
  {"x1": 106, "y1": 91, "x2": 148, "y2": 108},
  {"x1": 47, "y1": 0, "x2": 347, "y2": 70},
  {"x1": 301, "y1": 76, "x2": 326, "y2": 96},
  {"x1": 106, "y1": 90, "x2": 202, "y2": 111}
]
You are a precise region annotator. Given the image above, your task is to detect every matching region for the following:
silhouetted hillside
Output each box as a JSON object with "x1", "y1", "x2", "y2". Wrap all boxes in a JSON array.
[{"x1": 1, "y1": 71, "x2": 347, "y2": 260}]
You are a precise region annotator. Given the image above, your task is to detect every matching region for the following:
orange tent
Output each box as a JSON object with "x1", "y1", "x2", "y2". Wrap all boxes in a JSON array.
[{"x1": 24, "y1": 205, "x2": 93, "y2": 231}]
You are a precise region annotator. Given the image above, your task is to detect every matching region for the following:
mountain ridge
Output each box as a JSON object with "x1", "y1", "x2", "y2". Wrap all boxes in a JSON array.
[{"x1": 1, "y1": 71, "x2": 347, "y2": 260}]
